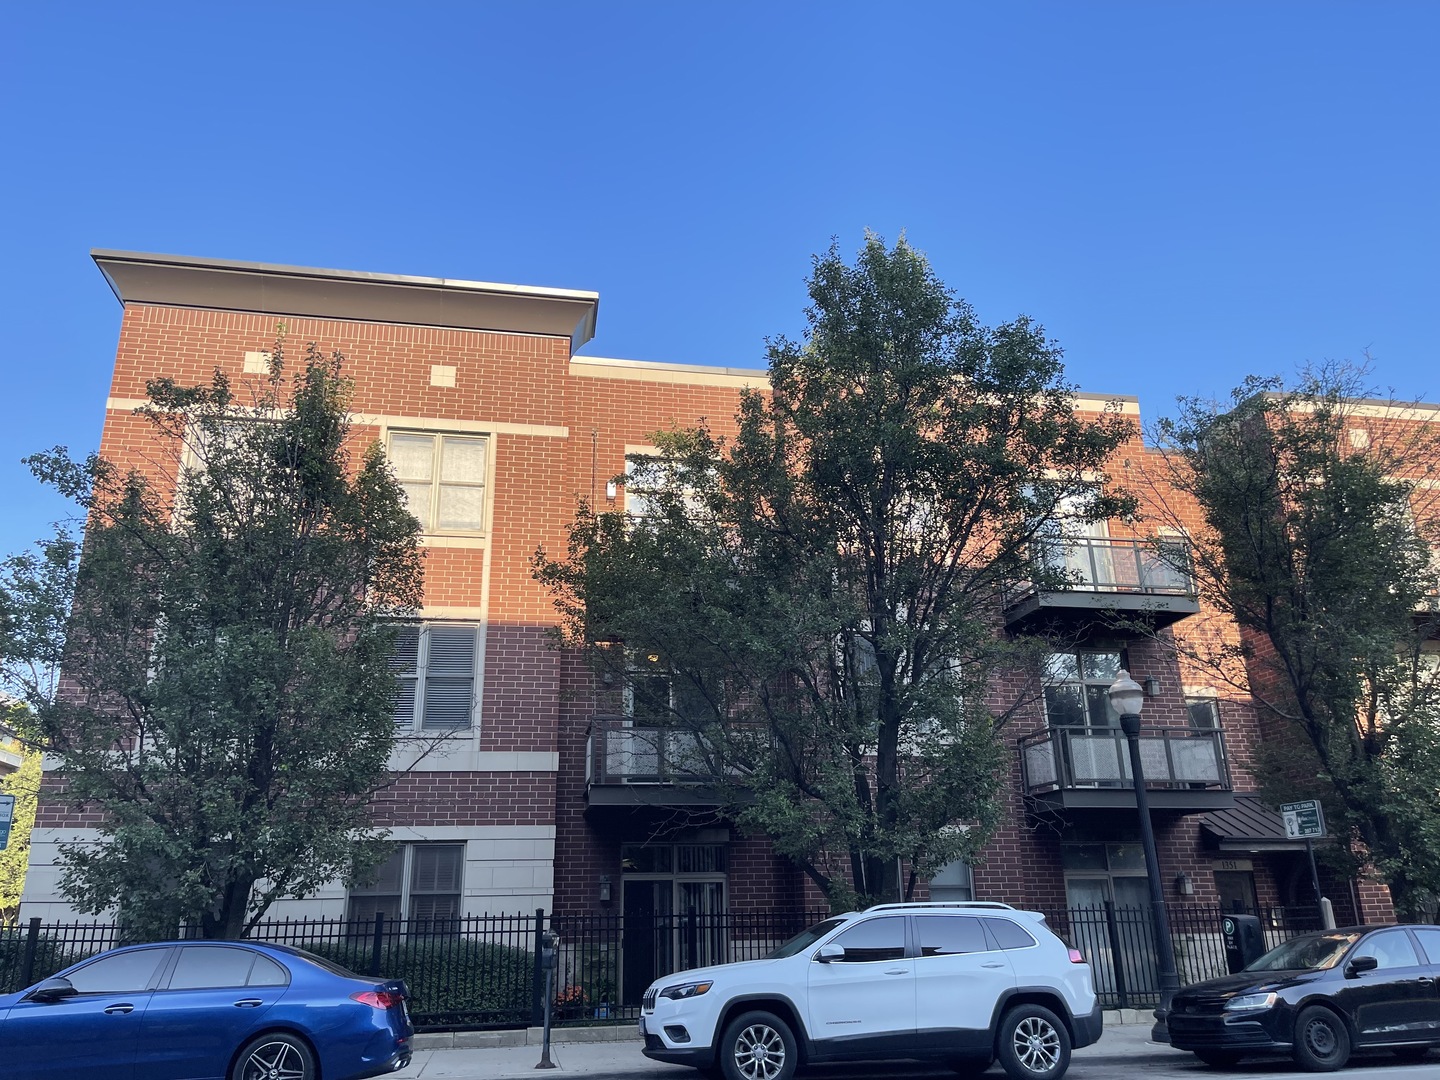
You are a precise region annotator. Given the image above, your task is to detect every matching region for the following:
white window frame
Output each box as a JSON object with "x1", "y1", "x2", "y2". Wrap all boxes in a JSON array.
[
  {"x1": 388, "y1": 430, "x2": 490, "y2": 535},
  {"x1": 391, "y1": 622, "x2": 480, "y2": 732}
]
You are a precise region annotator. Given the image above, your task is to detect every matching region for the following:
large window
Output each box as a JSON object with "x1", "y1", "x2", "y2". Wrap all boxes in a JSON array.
[
  {"x1": 928, "y1": 859, "x2": 974, "y2": 902},
  {"x1": 389, "y1": 432, "x2": 488, "y2": 533},
  {"x1": 392, "y1": 624, "x2": 479, "y2": 731},
  {"x1": 1043, "y1": 650, "x2": 1122, "y2": 728},
  {"x1": 348, "y1": 842, "x2": 464, "y2": 924}
]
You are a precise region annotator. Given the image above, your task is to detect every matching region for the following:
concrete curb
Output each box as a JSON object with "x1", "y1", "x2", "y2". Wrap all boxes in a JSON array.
[{"x1": 411, "y1": 1008, "x2": 1158, "y2": 1051}]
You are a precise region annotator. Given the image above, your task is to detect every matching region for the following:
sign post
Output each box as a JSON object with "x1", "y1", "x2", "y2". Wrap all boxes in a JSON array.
[
  {"x1": 0, "y1": 794, "x2": 14, "y2": 851},
  {"x1": 1281, "y1": 800, "x2": 1327, "y2": 914}
]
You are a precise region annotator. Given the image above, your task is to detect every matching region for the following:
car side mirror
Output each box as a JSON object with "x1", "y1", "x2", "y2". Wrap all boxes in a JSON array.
[
  {"x1": 23, "y1": 976, "x2": 77, "y2": 1003},
  {"x1": 1346, "y1": 955, "x2": 1378, "y2": 978},
  {"x1": 815, "y1": 943, "x2": 844, "y2": 964}
]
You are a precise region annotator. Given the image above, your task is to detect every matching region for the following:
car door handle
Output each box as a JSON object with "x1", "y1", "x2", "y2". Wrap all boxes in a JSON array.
[
  {"x1": 982, "y1": 962, "x2": 1006, "y2": 969},
  {"x1": 884, "y1": 969, "x2": 908, "y2": 975},
  {"x1": 1417, "y1": 977, "x2": 1434, "y2": 985},
  {"x1": 233, "y1": 998, "x2": 264, "y2": 1008},
  {"x1": 104, "y1": 1003, "x2": 135, "y2": 1015}
]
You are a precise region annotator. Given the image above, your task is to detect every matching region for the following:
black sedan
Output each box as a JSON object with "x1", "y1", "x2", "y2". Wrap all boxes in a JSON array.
[{"x1": 1167, "y1": 924, "x2": 1440, "y2": 1071}]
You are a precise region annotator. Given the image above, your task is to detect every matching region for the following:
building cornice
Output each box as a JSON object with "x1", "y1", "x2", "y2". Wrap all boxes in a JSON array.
[{"x1": 92, "y1": 250, "x2": 600, "y2": 351}]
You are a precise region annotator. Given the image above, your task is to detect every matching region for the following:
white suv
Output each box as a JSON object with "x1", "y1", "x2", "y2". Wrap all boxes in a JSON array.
[{"x1": 639, "y1": 902, "x2": 1102, "y2": 1080}]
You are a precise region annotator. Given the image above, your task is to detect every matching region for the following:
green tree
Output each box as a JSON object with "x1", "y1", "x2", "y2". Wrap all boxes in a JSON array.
[
  {"x1": 536, "y1": 235, "x2": 1133, "y2": 908},
  {"x1": 1151, "y1": 366, "x2": 1440, "y2": 919},
  {"x1": 0, "y1": 708, "x2": 41, "y2": 923},
  {"x1": 0, "y1": 341, "x2": 425, "y2": 938}
]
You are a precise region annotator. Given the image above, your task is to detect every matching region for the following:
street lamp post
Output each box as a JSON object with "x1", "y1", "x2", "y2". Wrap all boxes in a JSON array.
[{"x1": 1107, "y1": 670, "x2": 1181, "y2": 1042}]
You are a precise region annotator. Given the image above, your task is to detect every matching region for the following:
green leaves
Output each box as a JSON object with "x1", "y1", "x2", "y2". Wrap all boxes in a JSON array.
[
  {"x1": 2, "y1": 339, "x2": 424, "y2": 938},
  {"x1": 537, "y1": 235, "x2": 1133, "y2": 907},
  {"x1": 1157, "y1": 362, "x2": 1440, "y2": 918}
]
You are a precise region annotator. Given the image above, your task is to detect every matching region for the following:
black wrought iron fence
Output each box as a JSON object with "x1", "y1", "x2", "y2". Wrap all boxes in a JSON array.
[
  {"x1": 0, "y1": 907, "x2": 829, "y2": 1030},
  {"x1": 1042, "y1": 903, "x2": 1325, "y2": 1008},
  {"x1": 0, "y1": 903, "x2": 1336, "y2": 1024}
]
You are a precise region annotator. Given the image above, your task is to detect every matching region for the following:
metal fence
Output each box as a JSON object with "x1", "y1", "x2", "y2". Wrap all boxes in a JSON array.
[
  {"x1": 0, "y1": 902, "x2": 1332, "y2": 1025},
  {"x1": 0, "y1": 908, "x2": 827, "y2": 1030},
  {"x1": 1042, "y1": 903, "x2": 1324, "y2": 1008}
]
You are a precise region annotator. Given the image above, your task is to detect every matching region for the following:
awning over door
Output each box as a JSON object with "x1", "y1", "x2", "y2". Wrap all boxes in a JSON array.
[{"x1": 1200, "y1": 795, "x2": 1319, "y2": 853}]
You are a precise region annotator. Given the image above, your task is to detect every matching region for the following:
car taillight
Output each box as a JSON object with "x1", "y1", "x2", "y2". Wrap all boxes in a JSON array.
[
  {"x1": 1068, "y1": 948, "x2": 1086, "y2": 964},
  {"x1": 352, "y1": 990, "x2": 402, "y2": 1009}
]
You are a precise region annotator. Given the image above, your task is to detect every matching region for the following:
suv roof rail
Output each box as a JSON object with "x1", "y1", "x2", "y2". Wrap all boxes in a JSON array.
[{"x1": 863, "y1": 901, "x2": 1016, "y2": 912}]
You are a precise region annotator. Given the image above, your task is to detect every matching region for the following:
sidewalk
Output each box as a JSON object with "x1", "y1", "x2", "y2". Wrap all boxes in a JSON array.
[{"x1": 392, "y1": 1015, "x2": 1184, "y2": 1079}]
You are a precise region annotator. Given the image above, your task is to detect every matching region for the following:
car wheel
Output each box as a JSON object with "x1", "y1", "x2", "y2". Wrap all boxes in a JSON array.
[
  {"x1": 1194, "y1": 1051, "x2": 1242, "y2": 1068},
  {"x1": 231, "y1": 1032, "x2": 316, "y2": 1080},
  {"x1": 718, "y1": 1010, "x2": 797, "y2": 1080},
  {"x1": 1292, "y1": 1005, "x2": 1351, "y2": 1072},
  {"x1": 1392, "y1": 1045, "x2": 1432, "y2": 1062},
  {"x1": 996, "y1": 1004, "x2": 1071, "y2": 1080}
]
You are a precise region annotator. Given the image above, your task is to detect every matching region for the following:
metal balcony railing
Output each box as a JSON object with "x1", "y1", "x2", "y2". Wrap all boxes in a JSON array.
[
  {"x1": 586, "y1": 717, "x2": 719, "y2": 786},
  {"x1": 1019, "y1": 724, "x2": 1232, "y2": 797},
  {"x1": 1007, "y1": 536, "x2": 1198, "y2": 603}
]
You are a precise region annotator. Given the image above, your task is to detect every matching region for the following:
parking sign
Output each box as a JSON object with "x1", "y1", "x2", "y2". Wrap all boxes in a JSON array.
[
  {"x1": 1281, "y1": 800, "x2": 1325, "y2": 839},
  {"x1": 0, "y1": 794, "x2": 13, "y2": 850}
]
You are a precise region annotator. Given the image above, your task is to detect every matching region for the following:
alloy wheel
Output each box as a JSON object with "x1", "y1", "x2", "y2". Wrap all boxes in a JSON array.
[
  {"x1": 732, "y1": 1022, "x2": 787, "y2": 1080},
  {"x1": 1010, "y1": 1015, "x2": 1062, "y2": 1074},
  {"x1": 240, "y1": 1040, "x2": 309, "y2": 1080}
]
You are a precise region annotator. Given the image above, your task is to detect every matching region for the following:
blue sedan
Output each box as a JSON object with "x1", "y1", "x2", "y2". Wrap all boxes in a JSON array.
[{"x1": 0, "y1": 940, "x2": 413, "y2": 1080}]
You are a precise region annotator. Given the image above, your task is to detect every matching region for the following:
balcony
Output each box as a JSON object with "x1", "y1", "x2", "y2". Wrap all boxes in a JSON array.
[
  {"x1": 1019, "y1": 724, "x2": 1234, "y2": 812},
  {"x1": 1003, "y1": 536, "x2": 1201, "y2": 631},
  {"x1": 586, "y1": 717, "x2": 729, "y2": 808}
]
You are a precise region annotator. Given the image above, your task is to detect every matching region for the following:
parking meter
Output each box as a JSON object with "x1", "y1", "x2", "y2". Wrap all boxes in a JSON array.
[
  {"x1": 537, "y1": 931, "x2": 561, "y2": 1069},
  {"x1": 1222, "y1": 914, "x2": 1265, "y2": 973}
]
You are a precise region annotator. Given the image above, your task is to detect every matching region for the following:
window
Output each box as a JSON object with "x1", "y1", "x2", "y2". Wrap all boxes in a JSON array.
[
  {"x1": 1043, "y1": 651, "x2": 1123, "y2": 728},
  {"x1": 928, "y1": 859, "x2": 974, "y2": 902},
  {"x1": 986, "y1": 919, "x2": 1037, "y2": 950},
  {"x1": 68, "y1": 948, "x2": 169, "y2": 994},
  {"x1": 391, "y1": 624, "x2": 478, "y2": 730},
  {"x1": 1412, "y1": 927, "x2": 1440, "y2": 965},
  {"x1": 348, "y1": 842, "x2": 464, "y2": 925},
  {"x1": 916, "y1": 916, "x2": 989, "y2": 956},
  {"x1": 389, "y1": 432, "x2": 488, "y2": 533},
  {"x1": 827, "y1": 917, "x2": 906, "y2": 963},
  {"x1": 625, "y1": 652, "x2": 712, "y2": 726},
  {"x1": 1186, "y1": 696, "x2": 1220, "y2": 731},
  {"x1": 168, "y1": 946, "x2": 263, "y2": 990},
  {"x1": 1354, "y1": 930, "x2": 1421, "y2": 970}
]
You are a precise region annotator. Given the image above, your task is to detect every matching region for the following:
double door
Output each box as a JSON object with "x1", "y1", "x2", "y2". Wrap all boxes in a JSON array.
[
  {"x1": 621, "y1": 877, "x2": 726, "y2": 1005},
  {"x1": 1065, "y1": 875, "x2": 1158, "y2": 1001}
]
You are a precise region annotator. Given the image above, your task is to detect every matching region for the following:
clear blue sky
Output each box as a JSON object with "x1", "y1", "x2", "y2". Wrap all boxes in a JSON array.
[{"x1": 3, "y1": 3, "x2": 1437, "y2": 558}]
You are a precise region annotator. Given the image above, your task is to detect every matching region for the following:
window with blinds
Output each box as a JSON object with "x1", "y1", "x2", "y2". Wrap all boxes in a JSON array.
[
  {"x1": 389, "y1": 432, "x2": 488, "y2": 533},
  {"x1": 348, "y1": 843, "x2": 464, "y2": 928},
  {"x1": 391, "y1": 624, "x2": 478, "y2": 731}
]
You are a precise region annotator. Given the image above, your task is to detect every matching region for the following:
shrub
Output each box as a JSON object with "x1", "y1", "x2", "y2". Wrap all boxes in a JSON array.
[{"x1": 305, "y1": 936, "x2": 533, "y2": 1026}]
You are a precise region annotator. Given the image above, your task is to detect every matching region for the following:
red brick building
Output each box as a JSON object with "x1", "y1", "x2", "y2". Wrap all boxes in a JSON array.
[{"x1": 21, "y1": 250, "x2": 1397, "y2": 951}]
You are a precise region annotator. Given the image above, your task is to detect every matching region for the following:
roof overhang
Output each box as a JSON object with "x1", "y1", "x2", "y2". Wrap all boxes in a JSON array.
[{"x1": 92, "y1": 249, "x2": 599, "y2": 351}]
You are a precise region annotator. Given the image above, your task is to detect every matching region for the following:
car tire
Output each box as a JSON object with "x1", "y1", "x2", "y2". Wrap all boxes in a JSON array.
[
  {"x1": 1194, "y1": 1051, "x2": 1242, "y2": 1068},
  {"x1": 231, "y1": 1031, "x2": 317, "y2": 1080},
  {"x1": 718, "y1": 1010, "x2": 798, "y2": 1080},
  {"x1": 1292, "y1": 1005, "x2": 1351, "y2": 1072},
  {"x1": 996, "y1": 1004, "x2": 1071, "y2": 1080}
]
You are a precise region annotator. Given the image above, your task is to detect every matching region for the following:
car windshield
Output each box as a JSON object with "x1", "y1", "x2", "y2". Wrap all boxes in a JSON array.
[
  {"x1": 769, "y1": 918, "x2": 847, "y2": 959},
  {"x1": 1244, "y1": 932, "x2": 1363, "y2": 972}
]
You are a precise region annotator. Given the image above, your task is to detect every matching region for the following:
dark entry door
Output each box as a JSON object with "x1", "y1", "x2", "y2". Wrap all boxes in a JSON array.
[
  {"x1": 1214, "y1": 870, "x2": 1259, "y2": 914},
  {"x1": 622, "y1": 880, "x2": 674, "y2": 1006}
]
